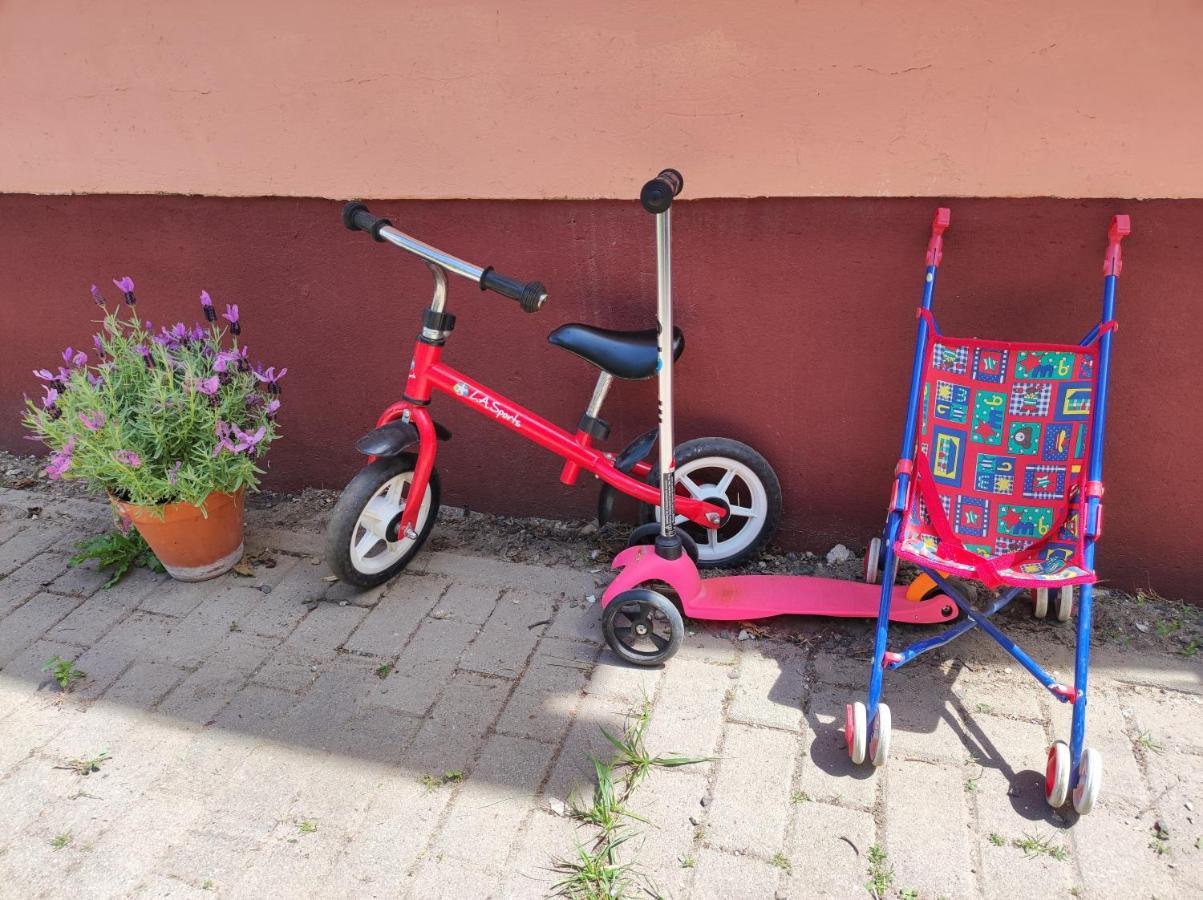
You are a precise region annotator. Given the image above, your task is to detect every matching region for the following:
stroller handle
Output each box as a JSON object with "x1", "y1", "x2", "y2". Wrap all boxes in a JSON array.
[
  {"x1": 926, "y1": 207, "x2": 952, "y2": 267},
  {"x1": 341, "y1": 201, "x2": 548, "y2": 313},
  {"x1": 1104, "y1": 214, "x2": 1131, "y2": 277}
]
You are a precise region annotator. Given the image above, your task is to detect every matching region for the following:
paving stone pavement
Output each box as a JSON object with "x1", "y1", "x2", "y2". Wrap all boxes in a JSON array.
[{"x1": 0, "y1": 487, "x2": 1200, "y2": 899}]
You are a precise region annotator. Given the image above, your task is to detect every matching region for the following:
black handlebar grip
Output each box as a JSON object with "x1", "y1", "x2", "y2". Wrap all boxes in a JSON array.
[
  {"x1": 639, "y1": 169, "x2": 685, "y2": 214},
  {"x1": 480, "y1": 267, "x2": 548, "y2": 313},
  {"x1": 341, "y1": 201, "x2": 393, "y2": 242}
]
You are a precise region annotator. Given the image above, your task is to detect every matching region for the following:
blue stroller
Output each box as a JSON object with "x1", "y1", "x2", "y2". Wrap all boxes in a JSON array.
[{"x1": 847, "y1": 209, "x2": 1130, "y2": 816}]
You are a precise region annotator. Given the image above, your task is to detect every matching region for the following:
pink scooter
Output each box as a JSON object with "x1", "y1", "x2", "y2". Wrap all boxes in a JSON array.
[{"x1": 600, "y1": 171, "x2": 956, "y2": 665}]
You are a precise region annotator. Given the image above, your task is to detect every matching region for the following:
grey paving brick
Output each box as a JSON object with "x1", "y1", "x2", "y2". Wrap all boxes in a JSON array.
[
  {"x1": 103, "y1": 660, "x2": 189, "y2": 710},
  {"x1": 690, "y1": 848, "x2": 780, "y2": 900},
  {"x1": 251, "y1": 644, "x2": 322, "y2": 693},
  {"x1": 0, "y1": 524, "x2": 66, "y2": 577},
  {"x1": 542, "y1": 693, "x2": 631, "y2": 805},
  {"x1": 707, "y1": 723, "x2": 796, "y2": 855},
  {"x1": 405, "y1": 852, "x2": 500, "y2": 900},
  {"x1": 404, "y1": 670, "x2": 512, "y2": 775},
  {"x1": 233, "y1": 818, "x2": 348, "y2": 898},
  {"x1": 284, "y1": 601, "x2": 368, "y2": 655},
  {"x1": 45, "y1": 556, "x2": 114, "y2": 598},
  {"x1": 0, "y1": 591, "x2": 82, "y2": 667},
  {"x1": 495, "y1": 636, "x2": 598, "y2": 743},
  {"x1": 728, "y1": 641, "x2": 807, "y2": 731},
  {"x1": 157, "y1": 664, "x2": 251, "y2": 724},
  {"x1": 625, "y1": 768, "x2": 710, "y2": 897},
  {"x1": 0, "y1": 550, "x2": 71, "y2": 615},
  {"x1": 583, "y1": 656, "x2": 663, "y2": 707},
  {"x1": 498, "y1": 809, "x2": 582, "y2": 900},
  {"x1": 782, "y1": 800, "x2": 875, "y2": 899},
  {"x1": 156, "y1": 827, "x2": 258, "y2": 894},
  {"x1": 643, "y1": 656, "x2": 728, "y2": 776},
  {"x1": 433, "y1": 734, "x2": 557, "y2": 869},
  {"x1": 431, "y1": 578, "x2": 502, "y2": 625},
  {"x1": 544, "y1": 594, "x2": 603, "y2": 645},
  {"x1": 362, "y1": 617, "x2": 479, "y2": 716},
  {"x1": 149, "y1": 586, "x2": 270, "y2": 668},
  {"x1": 458, "y1": 588, "x2": 555, "y2": 679},
  {"x1": 203, "y1": 630, "x2": 281, "y2": 677},
  {"x1": 883, "y1": 757, "x2": 975, "y2": 899},
  {"x1": 343, "y1": 573, "x2": 449, "y2": 656},
  {"x1": 44, "y1": 588, "x2": 144, "y2": 647}
]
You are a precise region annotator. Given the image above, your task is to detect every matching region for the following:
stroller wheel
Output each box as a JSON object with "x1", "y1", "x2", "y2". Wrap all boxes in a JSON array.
[
  {"x1": 602, "y1": 589, "x2": 683, "y2": 667},
  {"x1": 1073, "y1": 748, "x2": 1103, "y2": 815},
  {"x1": 845, "y1": 701, "x2": 868, "y2": 765},
  {"x1": 1045, "y1": 741, "x2": 1070, "y2": 808},
  {"x1": 1055, "y1": 586, "x2": 1074, "y2": 623},
  {"x1": 864, "y1": 537, "x2": 881, "y2": 584},
  {"x1": 869, "y1": 703, "x2": 892, "y2": 767},
  {"x1": 1032, "y1": 588, "x2": 1050, "y2": 619}
]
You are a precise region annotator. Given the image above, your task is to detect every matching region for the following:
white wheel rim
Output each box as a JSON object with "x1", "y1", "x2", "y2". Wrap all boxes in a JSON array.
[
  {"x1": 348, "y1": 472, "x2": 432, "y2": 575},
  {"x1": 849, "y1": 701, "x2": 868, "y2": 765},
  {"x1": 1073, "y1": 748, "x2": 1102, "y2": 814},
  {"x1": 653, "y1": 456, "x2": 769, "y2": 562},
  {"x1": 865, "y1": 537, "x2": 881, "y2": 584},
  {"x1": 1056, "y1": 586, "x2": 1074, "y2": 622},
  {"x1": 1033, "y1": 588, "x2": 1049, "y2": 619},
  {"x1": 1046, "y1": 742, "x2": 1070, "y2": 808},
  {"x1": 870, "y1": 703, "x2": 891, "y2": 767}
]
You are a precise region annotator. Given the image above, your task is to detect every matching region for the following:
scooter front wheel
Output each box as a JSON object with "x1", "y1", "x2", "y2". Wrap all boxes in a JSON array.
[
  {"x1": 638, "y1": 437, "x2": 782, "y2": 568},
  {"x1": 326, "y1": 454, "x2": 440, "y2": 588},
  {"x1": 602, "y1": 589, "x2": 683, "y2": 667}
]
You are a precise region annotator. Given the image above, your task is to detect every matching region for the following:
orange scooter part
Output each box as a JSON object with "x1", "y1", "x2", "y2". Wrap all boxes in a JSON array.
[{"x1": 905, "y1": 571, "x2": 948, "y2": 602}]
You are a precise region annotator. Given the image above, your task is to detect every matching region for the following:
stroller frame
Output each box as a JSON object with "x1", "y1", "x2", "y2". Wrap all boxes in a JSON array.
[{"x1": 852, "y1": 209, "x2": 1130, "y2": 815}]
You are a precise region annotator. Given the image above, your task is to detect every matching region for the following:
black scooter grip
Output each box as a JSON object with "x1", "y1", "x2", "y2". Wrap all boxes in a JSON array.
[
  {"x1": 640, "y1": 169, "x2": 685, "y2": 214},
  {"x1": 341, "y1": 201, "x2": 393, "y2": 242}
]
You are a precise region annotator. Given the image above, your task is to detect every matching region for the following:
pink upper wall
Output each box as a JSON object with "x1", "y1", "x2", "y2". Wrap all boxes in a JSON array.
[{"x1": 2, "y1": 1, "x2": 1201, "y2": 200}]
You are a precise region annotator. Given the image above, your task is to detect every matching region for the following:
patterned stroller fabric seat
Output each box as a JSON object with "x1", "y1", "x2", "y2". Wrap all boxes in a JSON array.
[{"x1": 894, "y1": 320, "x2": 1106, "y2": 589}]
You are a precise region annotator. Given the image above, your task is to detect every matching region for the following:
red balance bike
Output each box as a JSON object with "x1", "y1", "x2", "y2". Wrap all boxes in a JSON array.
[
  {"x1": 327, "y1": 196, "x2": 782, "y2": 587},
  {"x1": 599, "y1": 172, "x2": 957, "y2": 665}
]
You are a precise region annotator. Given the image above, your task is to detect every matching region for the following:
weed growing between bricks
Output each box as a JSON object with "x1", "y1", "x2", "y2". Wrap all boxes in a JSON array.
[{"x1": 552, "y1": 701, "x2": 710, "y2": 899}]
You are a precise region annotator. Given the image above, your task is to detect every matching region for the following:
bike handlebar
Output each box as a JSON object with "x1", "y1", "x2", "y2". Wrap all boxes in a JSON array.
[
  {"x1": 341, "y1": 201, "x2": 548, "y2": 313},
  {"x1": 640, "y1": 169, "x2": 684, "y2": 214}
]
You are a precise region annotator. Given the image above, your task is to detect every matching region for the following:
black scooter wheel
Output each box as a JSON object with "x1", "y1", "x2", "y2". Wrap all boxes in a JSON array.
[{"x1": 602, "y1": 589, "x2": 684, "y2": 667}]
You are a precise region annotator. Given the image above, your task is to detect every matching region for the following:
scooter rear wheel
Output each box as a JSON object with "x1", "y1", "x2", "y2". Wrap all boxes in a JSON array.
[
  {"x1": 637, "y1": 437, "x2": 782, "y2": 568},
  {"x1": 602, "y1": 589, "x2": 683, "y2": 667},
  {"x1": 326, "y1": 454, "x2": 440, "y2": 588}
]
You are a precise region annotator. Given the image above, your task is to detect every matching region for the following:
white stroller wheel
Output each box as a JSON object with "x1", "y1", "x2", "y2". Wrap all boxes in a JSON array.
[
  {"x1": 1073, "y1": 748, "x2": 1103, "y2": 815},
  {"x1": 864, "y1": 537, "x2": 881, "y2": 584},
  {"x1": 1055, "y1": 586, "x2": 1074, "y2": 623},
  {"x1": 1033, "y1": 588, "x2": 1049, "y2": 619},
  {"x1": 846, "y1": 701, "x2": 868, "y2": 765},
  {"x1": 1045, "y1": 741, "x2": 1070, "y2": 808},
  {"x1": 869, "y1": 703, "x2": 892, "y2": 767}
]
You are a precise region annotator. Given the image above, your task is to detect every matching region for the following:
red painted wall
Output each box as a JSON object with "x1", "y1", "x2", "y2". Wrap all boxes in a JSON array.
[{"x1": 0, "y1": 195, "x2": 1196, "y2": 597}]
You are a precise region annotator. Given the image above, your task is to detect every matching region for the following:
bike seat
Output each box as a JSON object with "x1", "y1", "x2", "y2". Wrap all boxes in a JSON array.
[{"x1": 547, "y1": 324, "x2": 684, "y2": 380}]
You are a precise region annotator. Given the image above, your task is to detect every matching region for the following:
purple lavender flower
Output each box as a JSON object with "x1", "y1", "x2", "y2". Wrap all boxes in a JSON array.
[
  {"x1": 44, "y1": 436, "x2": 76, "y2": 480},
  {"x1": 90, "y1": 284, "x2": 106, "y2": 307},
  {"x1": 113, "y1": 276, "x2": 136, "y2": 305},
  {"x1": 213, "y1": 420, "x2": 238, "y2": 456},
  {"x1": 79, "y1": 410, "x2": 106, "y2": 431},
  {"x1": 86, "y1": 371, "x2": 103, "y2": 388},
  {"x1": 33, "y1": 368, "x2": 57, "y2": 383},
  {"x1": 187, "y1": 375, "x2": 220, "y2": 396},
  {"x1": 222, "y1": 303, "x2": 241, "y2": 335},
  {"x1": 213, "y1": 349, "x2": 240, "y2": 373},
  {"x1": 200, "y1": 290, "x2": 217, "y2": 323},
  {"x1": 167, "y1": 460, "x2": 182, "y2": 485},
  {"x1": 136, "y1": 344, "x2": 153, "y2": 367},
  {"x1": 41, "y1": 387, "x2": 59, "y2": 409},
  {"x1": 92, "y1": 334, "x2": 105, "y2": 358},
  {"x1": 253, "y1": 365, "x2": 287, "y2": 395},
  {"x1": 190, "y1": 323, "x2": 206, "y2": 341},
  {"x1": 61, "y1": 347, "x2": 88, "y2": 368},
  {"x1": 265, "y1": 398, "x2": 281, "y2": 420},
  {"x1": 232, "y1": 424, "x2": 266, "y2": 454},
  {"x1": 115, "y1": 449, "x2": 142, "y2": 467}
]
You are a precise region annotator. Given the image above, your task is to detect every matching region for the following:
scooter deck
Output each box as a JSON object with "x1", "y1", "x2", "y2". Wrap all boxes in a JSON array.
[
  {"x1": 684, "y1": 574, "x2": 955, "y2": 624},
  {"x1": 603, "y1": 546, "x2": 956, "y2": 625}
]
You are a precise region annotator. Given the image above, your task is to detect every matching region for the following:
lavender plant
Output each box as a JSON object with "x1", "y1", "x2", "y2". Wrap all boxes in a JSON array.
[{"x1": 22, "y1": 278, "x2": 284, "y2": 510}]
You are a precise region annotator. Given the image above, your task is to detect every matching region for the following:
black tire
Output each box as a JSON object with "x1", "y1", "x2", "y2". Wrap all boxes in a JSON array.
[
  {"x1": 637, "y1": 437, "x2": 782, "y2": 568},
  {"x1": 602, "y1": 589, "x2": 684, "y2": 667},
  {"x1": 326, "y1": 454, "x2": 440, "y2": 589},
  {"x1": 625, "y1": 522, "x2": 700, "y2": 564}
]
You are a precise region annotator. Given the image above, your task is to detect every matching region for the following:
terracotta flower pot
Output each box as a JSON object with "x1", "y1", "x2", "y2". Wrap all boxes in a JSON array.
[{"x1": 113, "y1": 489, "x2": 245, "y2": 582}]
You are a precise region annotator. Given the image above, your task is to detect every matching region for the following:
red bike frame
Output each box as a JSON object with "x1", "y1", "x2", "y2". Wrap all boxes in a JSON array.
[{"x1": 378, "y1": 337, "x2": 726, "y2": 537}]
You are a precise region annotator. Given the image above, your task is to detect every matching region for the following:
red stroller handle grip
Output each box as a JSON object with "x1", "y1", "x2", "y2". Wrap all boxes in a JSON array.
[
  {"x1": 926, "y1": 207, "x2": 951, "y2": 267},
  {"x1": 1104, "y1": 214, "x2": 1131, "y2": 276}
]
